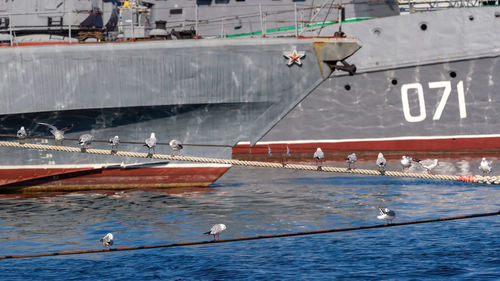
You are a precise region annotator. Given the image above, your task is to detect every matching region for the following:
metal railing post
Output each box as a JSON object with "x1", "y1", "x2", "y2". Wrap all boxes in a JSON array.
[
  {"x1": 294, "y1": 3, "x2": 298, "y2": 37},
  {"x1": 68, "y1": 11, "x2": 72, "y2": 43},
  {"x1": 195, "y1": 4, "x2": 199, "y2": 39},
  {"x1": 9, "y1": 14, "x2": 12, "y2": 46}
]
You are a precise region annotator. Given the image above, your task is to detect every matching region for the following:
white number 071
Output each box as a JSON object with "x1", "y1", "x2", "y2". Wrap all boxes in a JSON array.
[{"x1": 401, "y1": 80, "x2": 466, "y2": 123}]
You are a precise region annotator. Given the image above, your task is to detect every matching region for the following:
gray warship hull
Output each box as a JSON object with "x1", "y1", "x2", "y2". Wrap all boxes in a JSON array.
[
  {"x1": 0, "y1": 36, "x2": 360, "y2": 191},
  {"x1": 235, "y1": 6, "x2": 500, "y2": 161}
]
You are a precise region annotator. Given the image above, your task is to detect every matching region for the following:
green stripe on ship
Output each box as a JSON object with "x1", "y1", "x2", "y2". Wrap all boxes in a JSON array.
[{"x1": 220, "y1": 18, "x2": 372, "y2": 38}]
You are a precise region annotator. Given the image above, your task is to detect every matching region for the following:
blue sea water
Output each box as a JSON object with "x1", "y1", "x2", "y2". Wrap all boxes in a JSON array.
[{"x1": 0, "y1": 166, "x2": 499, "y2": 280}]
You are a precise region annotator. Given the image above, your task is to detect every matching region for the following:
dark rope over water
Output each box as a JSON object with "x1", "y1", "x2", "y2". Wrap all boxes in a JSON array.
[{"x1": 1, "y1": 211, "x2": 498, "y2": 260}]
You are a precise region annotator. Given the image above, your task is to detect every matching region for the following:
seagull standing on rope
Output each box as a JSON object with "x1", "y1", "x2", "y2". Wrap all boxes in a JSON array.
[
  {"x1": 144, "y1": 132, "x2": 157, "y2": 158},
  {"x1": 78, "y1": 134, "x2": 93, "y2": 152},
  {"x1": 100, "y1": 233, "x2": 114, "y2": 247},
  {"x1": 169, "y1": 139, "x2": 183, "y2": 156},
  {"x1": 415, "y1": 159, "x2": 438, "y2": 174},
  {"x1": 16, "y1": 126, "x2": 27, "y2": 144},
  {"x1": 478, "y1": 157, "x2": 492, "y2": 175},
  {"x1": 314, "y1": 148, "x2": 325, "y2": 171},
  {"x1": 109, "y1": 135, "x2": 120, "y2": 154},
  {"x1": 400, "y1": 155, "x2": 412, "y2": 173},
  {"x1": 204, "y1": 224, "x2": 226, "y2": 241},
  {"x1": 346, "y1": 153, "x2": 357, "y2": 170},
  {"x1": 282, "y1": 145, "x2": 291, "y2": 167},
  {"x1": 376, "y1": 152, "x2": 387, "y2": 175},
  {"x1": 377, "y1": 207, "x2": 396, "y2": 224},
  {"x1": 37, "y1": 122, "x2": 73, "y2": 146}
]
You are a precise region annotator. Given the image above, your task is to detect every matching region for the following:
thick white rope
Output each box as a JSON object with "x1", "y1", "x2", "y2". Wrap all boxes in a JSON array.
[{"x1": 0, "y1": 141, "x2": 497, "y2": 185}]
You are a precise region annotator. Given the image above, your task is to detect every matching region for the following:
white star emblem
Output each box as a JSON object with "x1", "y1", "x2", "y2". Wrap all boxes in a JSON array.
[{"x1": 283, "y1": 49, "x2": 305, "y2": 66}]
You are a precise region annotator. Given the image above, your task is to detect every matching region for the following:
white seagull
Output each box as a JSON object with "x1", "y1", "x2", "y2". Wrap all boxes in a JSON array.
[
  {"x1": 169, "y1": 139, "x2": 183, "y2": 156},
  {"x1": 144, "y1": 132, "x2": 157, "y2": 158},
  {"x1": 283, "y1": 145, "x2": 292, "y2": 167},
  {"x1": 376, "y1": 152, "x2": 387, "y2": 174},
  {"x1": 346, "y1": 153, "x2": 357, "y2": 170},
  {"x1": 313, "y1": 148, "x2": 325, "y2": 170},
  {"x1": 377, "y1": 208, "x2": 396, "y2": 224},
  {"x1": 37, "y1": 122, "x2": 73, "y2": 146},
  {"x1": 204, "y1": 224, "x2": 226, "y2": 241},
  {"x1": 416, "y1": 159, "x2": 439, "y2": 174},
  {"x1": 478, "y1": 157, "x2": 492, "y2": 175},
  {"x1": 400, "y1": 156, "x2": 412, "y2": 173},
  {"x1": 100, "y1": 233, "x2": 114, "y2": 247},
  {"x1": 78, "y1": 134, "x2": 93, "y2": 152},
  {"x1": 109, "y1": 135, "x2": 120, "y2": 154},
  {"x1": 17, "y1": 126, "x2": 27, "y2": 144}
]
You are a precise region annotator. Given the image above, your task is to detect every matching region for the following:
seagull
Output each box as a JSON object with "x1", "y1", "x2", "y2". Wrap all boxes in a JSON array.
[
  {"x1": 478, "y1": 157, "x2": 492, "y2": 175},
  {"x1": 169, "y1": 139, "x2": 183, "y2": 156},
  {"x1": 78, "y1": 134, "x2": 93, "y2": 152},
  {"x1": 37, "y1": 123, "x2": 73, "y2": 146},
  {"x1": 415, "y1": 159, "x2": 438, "y2": 174},
  {"x1": 376, "y1": 152, "x2": 387, "y2": 175},
  {"x1": 109, "y1": 135, "x2": 120, "y2": 154},
  {"x1": 17, "y1": 126, "x2": 27, "y2": 144},
  {"x1": 400, "y1": 156, "x2": 412, "y2": 173},
  {"x1": 346, "y1": 153, "x2": 357, "y2": 170},
  {"x1": 377, "y1": 207, "x2": 396, "y2": 224},
  {"x1": 204, "y1": 224, "x2": 226, "y2": 241},
  {"x1": 144, "y1": 132, "x2": 157, "y2": 158},
  {"x1": 283, "y1": 145, "x2": 291, "y2": 167},
  {"x1": 100, "y1": 233, "x2": 114, "y2": 247},
  {"x1": 313, "y1": 148, "x2": 325, "y2": 171}
]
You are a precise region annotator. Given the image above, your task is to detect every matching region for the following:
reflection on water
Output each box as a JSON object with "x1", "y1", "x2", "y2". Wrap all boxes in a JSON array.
[{"x1": 0, "y1": 165, "x2": 499, "y2": 280}]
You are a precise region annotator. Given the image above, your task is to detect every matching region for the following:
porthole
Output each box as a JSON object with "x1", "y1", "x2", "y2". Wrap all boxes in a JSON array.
[
  {"x1": 344, "y1": 85, "x2": 351, "y2": 91},
  {"x1": 391, "y1": 79, "x2": 398, "y2": 85},
  {"x1": 495, "y1": 12, "x2": 499, "y2": 18},
  {"x1": 372, "y1": 28, "x2": 382, "y2": 36},
  {"x1": 469, "y1": 15, "x2": 474, "y2": 21},
  {"x1": 420, "y1": 23, "x2": 427, "y2": 31},
  {"x1": 450, "y1": 71, "x2": 457, "y2": 78}
]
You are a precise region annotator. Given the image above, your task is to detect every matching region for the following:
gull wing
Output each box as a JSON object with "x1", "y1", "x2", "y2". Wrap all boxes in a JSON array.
[{"x1": 37, "y1": 122, "x2": 58, "y2": 132}]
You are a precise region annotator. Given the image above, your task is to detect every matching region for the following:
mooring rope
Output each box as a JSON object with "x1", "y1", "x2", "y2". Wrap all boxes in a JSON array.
[
  {"x1": 0, "y1": 140, "x2": 498, "y2": 185},
  {"x1": 0, "y1": 210, "x2": 497, "y2": 260},
  {"x1": 0, "y1": 134, "x2": 231, "y2": 148}
]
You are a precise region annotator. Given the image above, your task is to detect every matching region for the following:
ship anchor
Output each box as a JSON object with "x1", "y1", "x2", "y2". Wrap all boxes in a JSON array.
[{"x1": 328, "y1": 60, "x2": 357, "y2": 76}]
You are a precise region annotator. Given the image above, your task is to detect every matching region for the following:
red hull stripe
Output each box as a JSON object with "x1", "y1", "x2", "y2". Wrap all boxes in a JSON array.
[
  {"x1": 233, "y1": 136, "x2": 500, "y2": 154},
  {"x1": 0, "y1": 166, "x2": 230, "y2": 192}
]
